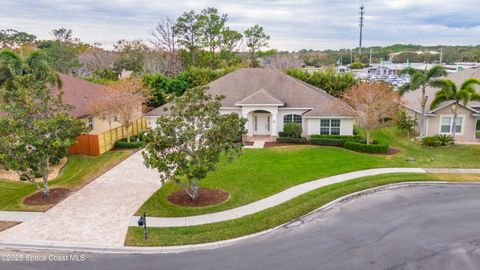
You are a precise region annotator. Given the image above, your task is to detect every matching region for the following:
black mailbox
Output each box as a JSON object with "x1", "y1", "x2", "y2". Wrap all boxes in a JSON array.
[{"x1": 138, "y1": 215, "x2": 145, "y2": 227}]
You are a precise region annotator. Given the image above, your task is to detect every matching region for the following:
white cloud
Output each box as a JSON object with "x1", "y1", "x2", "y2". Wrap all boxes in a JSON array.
[{"x1": 0, "y1": 0, "x2": 478, "y2": 50}]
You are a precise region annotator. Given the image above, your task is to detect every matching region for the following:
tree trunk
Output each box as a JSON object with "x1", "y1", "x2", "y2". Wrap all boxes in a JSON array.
[
  {"x1": 42, "y1": 157, "x2": 50, "y2": 198},
  {"x1": 366, "y1": 130, "x2": 371, "y2": 145},
  {"x1": 125, "y1": 125, "x2": 131, "y2": 143},
  {"x1": 419, "y1": 88, "x2": 428, "y2": 138},
  {"x1": 191, "y1": 47, "x2": 196, "y2": 67},
  {"x1": 42, "y1": 176, "x2": 50, "y2": 198},
  {"x1": 251, "y1": 49, "x2": 256, "y2": 67},
  {"x1": 451, "y1": 105, "x2": 458, "y2": 138},
  {"x1": 188, "y1": 180, "x2": 200, "y2": 200}
]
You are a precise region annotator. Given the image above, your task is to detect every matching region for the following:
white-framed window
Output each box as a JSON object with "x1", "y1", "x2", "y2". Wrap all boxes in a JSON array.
[
  {"x1": 320, "y1": 119, "x2": 341, "y2": 135},
  {"x1": 284, "y1": 114, "x2": 302, "y2": 126},
  {"x1": 440, "y1": 116, "x2": 464, "y2": 134},
  {"x1": 87, "y1": 116, "x2": 94, "y2": 131}
]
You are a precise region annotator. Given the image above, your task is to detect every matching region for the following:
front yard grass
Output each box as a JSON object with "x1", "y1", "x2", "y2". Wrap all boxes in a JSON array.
[
  {"x1": 137, "y1": 127, "x2": 480, "y2": 217},
  {"x1": 126, "y1": 172, "x2": 480, "y2": 246},
  {"x1": 0, "y1": 150, "x2": 133, "y2": 211}
]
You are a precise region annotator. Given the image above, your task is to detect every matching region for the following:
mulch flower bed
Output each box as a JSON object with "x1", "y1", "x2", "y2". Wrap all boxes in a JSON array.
[
  {"x1": 264, "y1": 142, "x2": 305, "y2": 148},
  {"x1": 167, "y1": 188, "x2": 229, "y2": 207},
  {"x1": 23, "y1": 188, "x2": 71, "y2": 206}
]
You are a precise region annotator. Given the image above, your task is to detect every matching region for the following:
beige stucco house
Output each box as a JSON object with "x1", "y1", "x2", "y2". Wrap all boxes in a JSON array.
[
  {"x1": 402, "y1": 68, "x2": 480, "y2": 142},
  {"x1": 56, "y1": 74, "x2": 145, "y2": 155},
  {"x1": 145, "y1": 68, "x2": 355, "y2": 140}
]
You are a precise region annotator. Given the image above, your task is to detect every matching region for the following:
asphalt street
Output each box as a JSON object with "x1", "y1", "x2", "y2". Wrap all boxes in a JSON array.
[{"x1": 3, "y1": 184, "x2": 480, "y2": 270}]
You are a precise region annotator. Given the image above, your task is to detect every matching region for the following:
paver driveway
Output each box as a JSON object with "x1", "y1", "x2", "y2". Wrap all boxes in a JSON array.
[{"x1": 0, "y1": 151, "x2": 161, "y2": 247}]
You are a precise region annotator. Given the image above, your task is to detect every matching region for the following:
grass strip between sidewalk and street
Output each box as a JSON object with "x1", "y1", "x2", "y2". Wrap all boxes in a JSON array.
[{"x1": 126, "y1": 172, "x2": 480, "y2": 247}]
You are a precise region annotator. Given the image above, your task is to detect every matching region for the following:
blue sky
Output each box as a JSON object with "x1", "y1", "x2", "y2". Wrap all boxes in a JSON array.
[{"x1": 1, "y1": 0, "x2": 479, "y2": 51}]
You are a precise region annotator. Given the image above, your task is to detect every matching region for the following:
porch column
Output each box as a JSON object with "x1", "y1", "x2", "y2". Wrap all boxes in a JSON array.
[
  {"x1": 271, "y1": 113, "x2": 278, "y2": 136},
  {"x1": 242, "y1": 111, "x2": 251, "y2": 136}
]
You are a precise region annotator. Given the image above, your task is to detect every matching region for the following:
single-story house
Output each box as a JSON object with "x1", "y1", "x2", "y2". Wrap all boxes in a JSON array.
[
  {"x1": 145, "y1": 68, "x2": 356, "y2": 140},
  {"x1": 402, "y1": 68, "x2": 480, "y2": 142},
  {"x1": 57, "y1": 74, "x2": 146, "y2": 155}
]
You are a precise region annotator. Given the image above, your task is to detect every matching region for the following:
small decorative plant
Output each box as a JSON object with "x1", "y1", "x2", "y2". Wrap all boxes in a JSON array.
[{"x1": 434, "y1": 134, "x2": 454, "y2": 146}]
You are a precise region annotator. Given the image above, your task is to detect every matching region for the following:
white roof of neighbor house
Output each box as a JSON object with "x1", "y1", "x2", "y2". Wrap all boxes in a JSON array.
[
  {"x1": 402, "y1": 68, "x2": 480, "y2": 114},
  {"x1": 145, "y1": 68, "x2": 355, "y2": 117}
]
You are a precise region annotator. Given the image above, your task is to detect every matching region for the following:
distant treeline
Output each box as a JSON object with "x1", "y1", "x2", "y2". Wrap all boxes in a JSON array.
[{"x1": 299, "y1": 44, "x2": 480, "y2": 67}]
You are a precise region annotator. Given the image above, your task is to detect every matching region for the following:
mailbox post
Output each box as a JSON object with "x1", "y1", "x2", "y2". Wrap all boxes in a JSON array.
[{"x1": 137, "y1": 212, "x2": 148, "y2": 240}]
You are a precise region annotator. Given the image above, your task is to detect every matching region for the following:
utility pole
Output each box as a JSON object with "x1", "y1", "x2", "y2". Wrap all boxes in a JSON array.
[
  {"x1": 359, "y1": 4, "x2": 365, "y2": 54},
  {"x1": 440, "y1": 48, "x2": 443, "y2": 64},
  {"x1": 369, "y1": 47, "x2": 372, "y2": 65}
]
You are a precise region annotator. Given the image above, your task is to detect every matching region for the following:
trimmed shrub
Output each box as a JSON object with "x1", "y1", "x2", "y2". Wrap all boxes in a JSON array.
[
  {"x1": 435, "y1": 134, "x2": 454, "y2": 146},
  {"x1": 283, "y1": 123, "x2": 302, "y2": 138},
  {"x1": 278, "y1": 131, "x2": 288, "y2": 138},
  {"x1": 310, "y1": 138, "x2": 348, "y2": 146},
  {"x1": 310, "y1": 134, "x2": 363, "y2": 140},
  {"x1": 353, "y1": 126, "x2": 361, "y2": 136},
  {"x1": 344, "y1": 141, "x2": 389, "y2": 154},
  {"x1": 309, "y1": 134, "x2": 365, "y2": 147},
  {"x1": 276, "y1": 137, "x2": 307, "y2": 144},
  {"x1": 421, "y1": 136, "x2": 440, "y2": 147},
  {"x1": 115, "y1": 136, "x2": 145, "y2": 149}
]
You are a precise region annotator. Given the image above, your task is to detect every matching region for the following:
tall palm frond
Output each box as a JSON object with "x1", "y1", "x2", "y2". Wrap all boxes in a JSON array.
[{"x1": 426, "y1": 65, "x2": 447, "y2": 80}]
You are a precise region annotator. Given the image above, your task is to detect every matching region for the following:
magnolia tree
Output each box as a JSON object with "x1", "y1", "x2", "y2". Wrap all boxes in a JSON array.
[
  {"x1": 343, "y1": 82, "x2": 401, "y2": 144},
  {"x1": 0, "y1": 50, "x2": 86, "y2": 197},
  {"x1": 91, "y1": 78, "x2": 149, "y2": 142},
  {"x1": 142, "y1": 86, "x2": 247, "y2": 200}
]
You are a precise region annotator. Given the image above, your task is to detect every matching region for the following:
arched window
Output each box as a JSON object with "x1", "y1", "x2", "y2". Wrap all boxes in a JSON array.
[{"x1": 284, "y1": 114, "x2": 302, "y2": 126}]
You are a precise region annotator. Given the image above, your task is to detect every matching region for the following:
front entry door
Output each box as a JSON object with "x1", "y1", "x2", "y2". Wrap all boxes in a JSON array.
[{"x1": 254, "y1": 113, "x2": 271, "y2": 135}]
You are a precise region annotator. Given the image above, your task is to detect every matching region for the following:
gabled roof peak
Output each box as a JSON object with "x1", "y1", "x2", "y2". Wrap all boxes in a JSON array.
[{"x1": 235, "y1": 88, "x2": 285, "y2": 106}]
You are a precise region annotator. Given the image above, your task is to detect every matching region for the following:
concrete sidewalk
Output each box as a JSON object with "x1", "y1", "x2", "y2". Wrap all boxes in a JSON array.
[
  {"x1": 128, "y1": 167, "x2": 480, "y2": 228},
  {"x1": 129, "y1": 168, "x2": 426, "y2": 227},
  {"x1": 0, "y1": 211, "x2": 42, "y2": 222},
  {"x1": 0, "y1": 151, "x2": 161, "y2": 247}
]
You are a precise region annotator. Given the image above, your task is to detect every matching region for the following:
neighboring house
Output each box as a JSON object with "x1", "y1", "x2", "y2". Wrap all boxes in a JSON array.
[
  {"x1": 56, "y1": 74, "x2": 146, "y2": 155},
  {"x1": 145, "y1": 68, "x2": 355, "y2": 140},
  {"x1": 402, "y1": 68, "x2": 480, "y2": 142}
]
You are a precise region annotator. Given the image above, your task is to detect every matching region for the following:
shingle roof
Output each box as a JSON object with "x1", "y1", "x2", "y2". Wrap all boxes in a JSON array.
[
  {"x1": 53, "y1": 74, "x2": 105, "y2": 118},
  {"x1": 146, "y1": 68, "x2": 355, "y2": 117},
  {"x1": 235, "y1": 88, "x2": 285, "y2": 106},
  {"x1": 402, "y1": 68, "x2": 480, "y2": 113},
  {"x1": 1, "y1": 74, "x2": 104, "y2": 119}
]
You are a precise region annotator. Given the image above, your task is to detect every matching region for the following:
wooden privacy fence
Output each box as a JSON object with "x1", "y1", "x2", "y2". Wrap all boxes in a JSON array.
[{"x1": 69, "y1": 117, "x2": 148, "y2": 156}]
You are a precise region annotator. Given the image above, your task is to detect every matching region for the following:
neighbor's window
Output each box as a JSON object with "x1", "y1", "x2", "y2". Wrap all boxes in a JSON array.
[
  {"x1": 284, "y1": 114, "x2": 302, "y2": 126},
  {"x1": 320, "y1": 119, "x2": 341, "y2": 135},
  {"x1": 440, "y1": 116, "x2": 463, "y2": 134},
  {"x1": 87, "y1": 116, "x2": 94, "y2": 131}
]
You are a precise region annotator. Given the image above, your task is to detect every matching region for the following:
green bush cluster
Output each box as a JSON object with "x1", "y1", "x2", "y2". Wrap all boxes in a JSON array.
[
  {"x1": 343, "y1": 141, "x2": 389, "y2": 154},
  {"x1": 421, "y1": 134, "x2": 454, "y2": 147},
  {"x1": 310, "y1": 134, "x2": 363, "y2": 140},
  {"x1": 310, "y1": 135, "x2": 365, "y2": 147},
  {"x1": 276, "y1": 137, "x2": 307, "y2": 144},
  {"x1": 114, "y1": 136, "x2": 145, "y2": 149},
  {"x1": 282, "y1": 123, "x2": 302, "y2": 138}
]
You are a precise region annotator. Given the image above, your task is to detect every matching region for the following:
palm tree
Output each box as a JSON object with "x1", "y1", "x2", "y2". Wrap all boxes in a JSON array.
[
  {"x1": 0, "y1": 49, "x2": 61, "y2": 91},
  {"x1": 399, "y1": 65, "x2": 447, "y2": 138},
  {"x1": 430, "y1": 78, "x2": 480, "y2": 137}
]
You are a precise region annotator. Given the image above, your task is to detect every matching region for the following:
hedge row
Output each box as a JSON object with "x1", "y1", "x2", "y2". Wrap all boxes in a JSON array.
[
  {"x1": 276, "y1": 137, "x2": 308, "y2": 143},
  {"x1": 343, "y1": 141, "x2": 389, "y2": 154},
  {"x1": 310, "y1": 134, "x2": 363, "y2": 140},
  {"x1": 114, "y1": 136, "x2": 145, "y2": 149},
  {"x1": 310, "y1": 138, "x2": 350, "y2": 146}
]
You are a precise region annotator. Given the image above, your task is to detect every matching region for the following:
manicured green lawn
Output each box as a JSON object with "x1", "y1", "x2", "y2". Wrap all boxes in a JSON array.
[
  {"x1": 137, "y1": 127, "x2": 480, "y2": 217},
  {"x1": 0, "y1": 150, "x2": 132, "y2": 211},
  {"x1": 126, "y1": 173, "x2": 480, "y2": 246}
]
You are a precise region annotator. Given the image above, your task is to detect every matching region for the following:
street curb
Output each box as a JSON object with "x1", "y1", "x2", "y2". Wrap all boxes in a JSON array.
[{"x1": 3, "y1": 181, "x2": 480, "y2": 254}]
